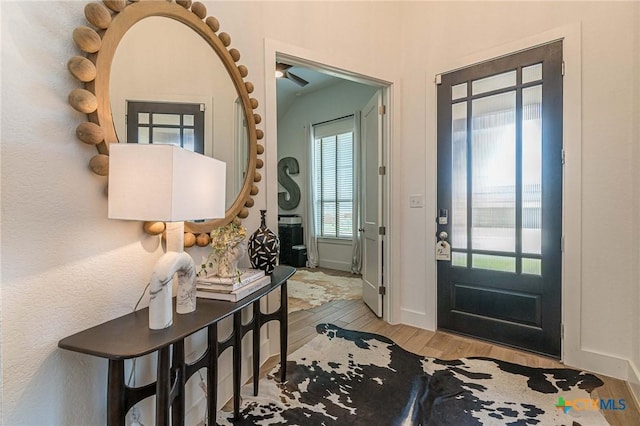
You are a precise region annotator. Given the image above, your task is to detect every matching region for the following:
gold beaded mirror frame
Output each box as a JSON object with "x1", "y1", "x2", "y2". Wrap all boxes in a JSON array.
[{"x1": 68, "y1": 0, "x2": 264, "y2": 246}]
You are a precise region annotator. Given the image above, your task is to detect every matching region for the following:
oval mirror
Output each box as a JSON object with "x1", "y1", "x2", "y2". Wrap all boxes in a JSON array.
[{"x1": 68, "y1": 0, "x2": 263, "y2": 242}]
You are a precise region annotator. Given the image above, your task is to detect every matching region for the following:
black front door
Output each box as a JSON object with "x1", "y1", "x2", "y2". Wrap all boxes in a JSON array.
[{"x1": 437, "y1": 41, "x2": 563, "y2": 357}]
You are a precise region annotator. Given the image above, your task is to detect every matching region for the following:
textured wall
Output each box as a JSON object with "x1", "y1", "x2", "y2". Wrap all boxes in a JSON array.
[
  {"x1": 0, "y1": 1, "x2": 263, "y2": 424},
  {"x1": 1, "y1": 1, "x2": 638, "y2": 424}
]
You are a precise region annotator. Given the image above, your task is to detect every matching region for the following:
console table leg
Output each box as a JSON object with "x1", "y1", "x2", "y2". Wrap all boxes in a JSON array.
[
  {"x1": 280, "y1": 281, "x2": 289, "y2": 382},
  {"x1": 252, "y1": 301, "x2": 260, "y2": 396},
  {"x1": 107, "y1": 359, "x2": 126, "y2": 426},
  {"x1": 233, "y1": 312, "x2": 242, "y2": 421},
  {"x1": 171, "y1": 341, "x2": 185, "y2": 426},
  {"x1": 207, "y1": 324, "x2": 219, "y2": 426},
  {"x1": 156, "y1": 347, "x2": 171, "y2": 426}
]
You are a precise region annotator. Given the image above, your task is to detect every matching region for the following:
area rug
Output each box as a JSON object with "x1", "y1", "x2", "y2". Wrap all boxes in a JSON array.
[
  {"x1": 287, "y1": 270, "x2": 362, "y2": 313},
  {"x1": 218, "y1": 324, "x2": 608, "y2": 425}
]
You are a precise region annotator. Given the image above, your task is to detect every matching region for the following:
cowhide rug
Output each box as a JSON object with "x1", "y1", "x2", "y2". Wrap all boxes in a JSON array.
[
  {"x1": 287, "y1": 270, "x2": 362, "y2": 313},
  {"x1": 218, "y1": 324, "x2": 608, "y2": 425}
]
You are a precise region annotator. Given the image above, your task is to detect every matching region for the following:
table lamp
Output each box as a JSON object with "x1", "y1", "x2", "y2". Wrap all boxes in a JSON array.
[{"x1": 108, "y1": 144, "x2": 226, "y2": 329}]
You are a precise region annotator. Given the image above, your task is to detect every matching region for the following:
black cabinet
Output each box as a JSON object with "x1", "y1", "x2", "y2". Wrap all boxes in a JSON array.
[{"x1": 279, "y1": 224, "x2": 303, "y2": 265}]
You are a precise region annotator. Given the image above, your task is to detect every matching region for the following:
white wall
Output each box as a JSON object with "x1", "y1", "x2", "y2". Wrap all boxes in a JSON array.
[
  {"x1": 277, "y1": 79, "x2": 377, "y2": 271},
  {"x1": 1, "y1": 1, "x2": 638, "y2": 424}
]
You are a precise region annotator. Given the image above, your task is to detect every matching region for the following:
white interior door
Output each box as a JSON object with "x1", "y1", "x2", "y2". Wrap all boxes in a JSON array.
[{"x1": 361, "y1": 91, "x2": 383, "y2": 316}]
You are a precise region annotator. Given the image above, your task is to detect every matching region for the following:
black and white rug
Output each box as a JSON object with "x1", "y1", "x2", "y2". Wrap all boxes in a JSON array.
[{"x1": 218, "y1": 324, "x2": 608, "y2": 425}]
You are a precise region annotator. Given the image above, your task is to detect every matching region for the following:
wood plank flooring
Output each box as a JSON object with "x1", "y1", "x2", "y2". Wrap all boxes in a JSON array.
[{"x1": 255, "y1": 297, "x2": 640, "y2": 426}]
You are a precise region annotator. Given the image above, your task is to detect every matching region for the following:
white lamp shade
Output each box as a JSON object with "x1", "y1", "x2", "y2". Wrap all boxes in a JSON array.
[{"x1": 108, "y1": 144, "x2": 226, "y2": 222}]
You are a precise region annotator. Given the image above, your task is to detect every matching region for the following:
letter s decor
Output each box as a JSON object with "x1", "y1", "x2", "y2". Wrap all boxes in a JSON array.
[{"x1": 278, "y1": 157, "x2": 301, "y2": 210}]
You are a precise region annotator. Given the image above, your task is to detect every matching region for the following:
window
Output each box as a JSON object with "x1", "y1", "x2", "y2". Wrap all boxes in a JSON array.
[
  {"x1": 312, "y1": 116, "x2": 355, "y2": 239},
  {"x1": 126, "y1": 101, "x2": 205, "y2": 154}
]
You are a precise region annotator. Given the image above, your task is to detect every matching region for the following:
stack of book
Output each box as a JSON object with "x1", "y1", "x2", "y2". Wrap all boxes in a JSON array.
[{"x1": 196, "y1": 269, "x2": 271, "y2": 302}]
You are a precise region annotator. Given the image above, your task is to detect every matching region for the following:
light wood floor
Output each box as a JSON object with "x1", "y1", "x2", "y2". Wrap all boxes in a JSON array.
[{"x1": 256, "y1": 297, "x2": 640, "y2": 426}]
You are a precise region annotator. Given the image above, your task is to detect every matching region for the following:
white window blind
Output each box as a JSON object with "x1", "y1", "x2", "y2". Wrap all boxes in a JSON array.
[{"x1": 313, "y1": 116, "x2": 354, "y2": 239}]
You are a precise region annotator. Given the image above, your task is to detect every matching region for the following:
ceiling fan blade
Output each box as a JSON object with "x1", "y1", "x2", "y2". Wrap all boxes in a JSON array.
[
  {"x1": 276, "y1": 62, "x2": 292, "y2": 72},
  {"x1": 285, "y1": 70, "x2": 309, "y2": 87}
]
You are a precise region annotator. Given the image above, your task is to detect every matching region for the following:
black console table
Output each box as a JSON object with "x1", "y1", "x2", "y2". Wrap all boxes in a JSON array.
[{"x1": 58, "y1": 265, "x2": 296, "y2": 426}]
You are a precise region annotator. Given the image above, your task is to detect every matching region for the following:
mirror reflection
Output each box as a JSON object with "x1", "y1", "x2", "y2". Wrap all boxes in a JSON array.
[{"x1": 110, "y1": 16, "x2": 248, "y2": 209}]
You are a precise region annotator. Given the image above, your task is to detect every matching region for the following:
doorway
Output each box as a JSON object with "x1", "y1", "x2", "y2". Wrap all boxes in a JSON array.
[
  {"x1": 436, "y1": 41, "x2": 563, "y2": 357},
  {"x1": 274, "y1": 57, "x2": 389, "y2": 317}
]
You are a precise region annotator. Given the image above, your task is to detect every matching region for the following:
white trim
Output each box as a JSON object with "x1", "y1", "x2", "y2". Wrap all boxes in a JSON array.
[
  {"x1": 263, "y1": 38, "x2": 398, "y2": 325},
  {"x1": 318, "y1": 259, "x2": 352, "y2": 272},
  {"x1": 565, "y1": 349, "x2": 629, "y2": 381},
  {"x1": 400, "y1": 308, "x2": 429, "y2": 329},
  {"x1": 317, "y1": 237, "x2": 352, "y2": 246},
  {"x1": 385, "y1": 82, "x2": 401, "y2": 325}
]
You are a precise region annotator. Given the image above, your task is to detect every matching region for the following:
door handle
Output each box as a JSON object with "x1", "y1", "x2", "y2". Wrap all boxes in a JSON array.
[
  {"x1": 438, "y1": 231, "x2": 448, "y2": 241},
  {"x1": 359, "y1": 228, "x2": 365, "y2": 232}
]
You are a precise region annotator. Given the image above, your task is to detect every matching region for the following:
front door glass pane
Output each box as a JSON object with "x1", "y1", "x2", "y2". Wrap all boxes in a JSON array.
[
  {"x1": 522, "y1": 258, "x2": 542, "y2": 275},
  {"x1": 472, "y1": 254, "x2": 516, "y2": 272},
  {"x1": 471, "y1": 91, "x2": 516, "y2": 252},
  {"x1": 451, "y1": 102, "x2": 468, "y2": 249},
  {"x1": 153, "y1": 113, "x2": 181, "y2": 126},
  {"x1": 522, "y1": 85, "x2": 542, "y2": 255},
  {"x1": 452, "y1": 83, "x2": 467, "y2": 100},
  {"x1": 522, "y1": 85, "x2": 542, "y2": 254},
  {"x1": 522, "y1": 63, "x2": 543, "y2": 84},
  {"x1": 452, "y1": 252, "x2": 467, "y2": 267},
  {"x1": 153, "y1": 128, "x2": 181, "y2": 145},
  {"x1": 472, "y1": 70, "x2": 516, "y2": 95},
  {"x1": 138, "y1": 127, "x2": 149, "y2": 144},
  {"x1": 183, "y1": 128, "x2": 195, "y2": 151}
]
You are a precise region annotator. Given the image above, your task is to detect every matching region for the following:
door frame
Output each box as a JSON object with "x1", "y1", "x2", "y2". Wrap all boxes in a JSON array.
[
  {"x1": 264, "y1": 38, "x2": 397, "y2": 325},
  {"x1": 428, "y1": 24, "x2": 596, "y2": 368}
]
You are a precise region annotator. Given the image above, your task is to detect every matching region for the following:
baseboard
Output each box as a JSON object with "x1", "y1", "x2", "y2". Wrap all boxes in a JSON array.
[
  {"x1": 318, "y1": 259, "x2": 351, "y2": 272},
  {"x1": 185, "y1": 370, "x2": 234, "y2": 424},
  {"x1": 564, "y1": 347, "x2": 630, "y2": 381},
  {"x1": 399, "y1": 307, "x2": 433, "y2": 331},
  {"x1": 562, "y1": 346, "x2": 640, "y2": 409},
  {"x1": 185, "y1": 393, "x2": 207, "y2": 426}
]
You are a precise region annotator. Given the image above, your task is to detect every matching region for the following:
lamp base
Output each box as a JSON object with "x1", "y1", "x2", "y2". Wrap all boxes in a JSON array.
[{"x1": 149, "y1": 251, "x2": 196, "y2": 330}]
